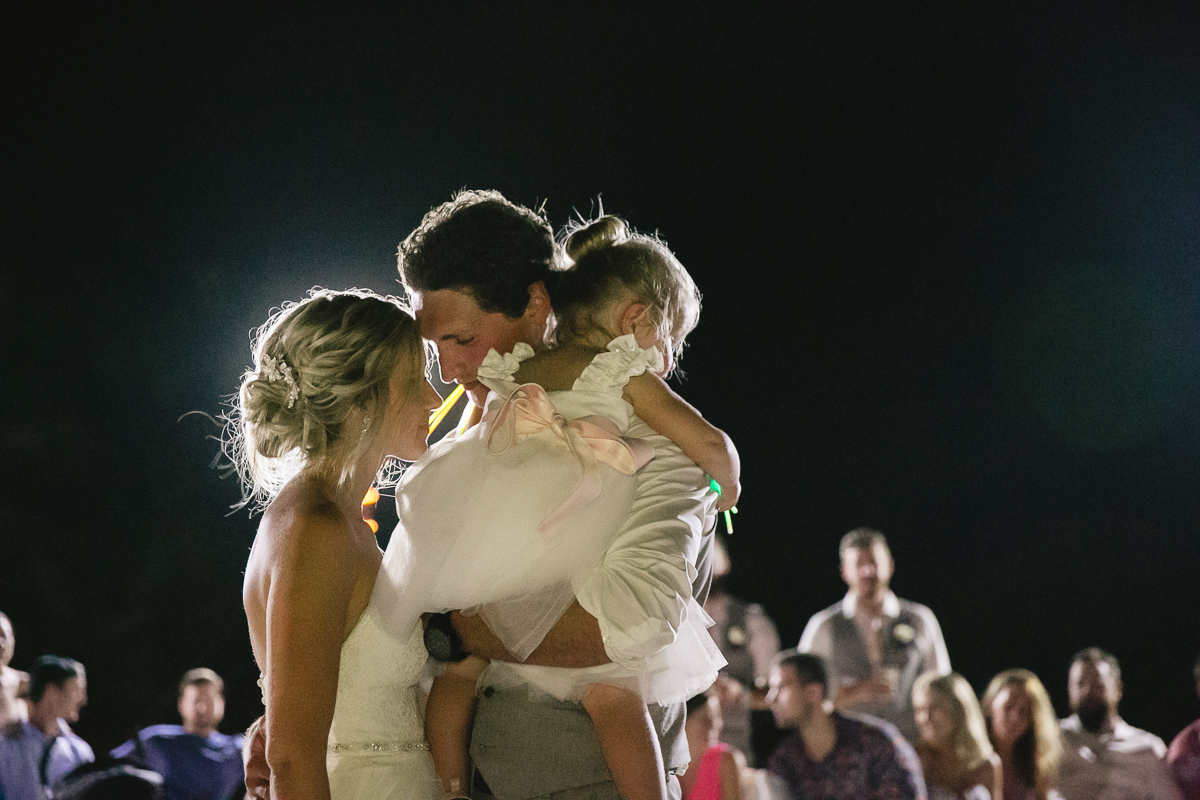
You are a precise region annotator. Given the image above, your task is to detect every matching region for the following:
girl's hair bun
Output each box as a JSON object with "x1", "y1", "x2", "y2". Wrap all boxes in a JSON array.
[{"x1": 563, "y1": 215, "x2": 630, "y2": 263}]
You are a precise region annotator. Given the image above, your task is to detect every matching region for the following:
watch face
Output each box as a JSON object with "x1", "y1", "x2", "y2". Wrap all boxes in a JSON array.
[
  {"x1": 423, "y1": 618, "x2": 461, "y2": 662},
  {"x1": 425, "y1": 627, "x2": 450, "y2": 661}
]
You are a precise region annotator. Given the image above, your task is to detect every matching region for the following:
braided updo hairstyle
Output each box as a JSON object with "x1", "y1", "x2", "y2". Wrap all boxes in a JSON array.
[
  {"x1": 227, "y1": 288, "x2": 427, "y2": 509},
  {"x1": 551, "y1": 215, "x2": 701, "y2": 369}
]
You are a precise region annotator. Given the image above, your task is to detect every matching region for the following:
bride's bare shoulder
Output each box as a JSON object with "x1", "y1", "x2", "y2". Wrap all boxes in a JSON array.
[{"x1": 252, "y1": 478, "x2": 355, "y2": 576}]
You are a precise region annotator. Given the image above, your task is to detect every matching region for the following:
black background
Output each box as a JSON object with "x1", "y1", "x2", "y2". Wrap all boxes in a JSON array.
[{"x1": 2, "y1": 2, "x2": 1198, "y2": 754}]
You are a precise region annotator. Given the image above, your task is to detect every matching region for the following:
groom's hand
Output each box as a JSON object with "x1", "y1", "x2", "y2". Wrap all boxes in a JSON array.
[{"x1": 242, "y1": 715, "x2": 270, "y2": 799}]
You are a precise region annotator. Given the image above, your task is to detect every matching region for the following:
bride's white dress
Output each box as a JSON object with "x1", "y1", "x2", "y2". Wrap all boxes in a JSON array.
[{"x1": 324, "y1": 566, "x2": 442, "y2": 800}]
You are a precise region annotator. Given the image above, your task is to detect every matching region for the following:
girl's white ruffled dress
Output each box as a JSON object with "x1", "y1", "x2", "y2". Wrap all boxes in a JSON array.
[{"x1": 391, "y1": 335, "x2": 724, "y2": 705}]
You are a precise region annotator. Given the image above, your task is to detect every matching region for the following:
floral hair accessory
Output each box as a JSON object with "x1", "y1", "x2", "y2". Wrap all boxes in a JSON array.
[{"x1": 261, "y1": 354, "x2": 300, "y2": 409}]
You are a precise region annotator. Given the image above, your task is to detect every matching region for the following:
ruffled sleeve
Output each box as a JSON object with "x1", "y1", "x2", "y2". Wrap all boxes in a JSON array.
[
  {"x1": 574, "y1": 334, "x2": 665, "y2": 393},
  {"x1": 477, "y1": 342, "x2": 536, "y2": 396}
]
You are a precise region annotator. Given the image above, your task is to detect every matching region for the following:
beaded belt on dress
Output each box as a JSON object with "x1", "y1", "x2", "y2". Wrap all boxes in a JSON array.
[{"x1": 328, "y1": 741, "x2": 430, "y2": 754}]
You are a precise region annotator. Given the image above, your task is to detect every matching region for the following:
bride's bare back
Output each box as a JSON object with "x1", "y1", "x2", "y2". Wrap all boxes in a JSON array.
[{"x1": 243, "y1": 474, "x2": 382, "y2": 800}]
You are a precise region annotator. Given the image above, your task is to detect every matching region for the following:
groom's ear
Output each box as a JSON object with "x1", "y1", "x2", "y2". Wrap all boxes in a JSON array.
[
  {"x1": 619, "y1": 302, "x2": 649, "y2": 336},
  {"x1": 524, "y1": 281, "x2": 550, "y2": 321},
  {"x1": 520, "y1": 281, "x2": 552, "y2": 341}
]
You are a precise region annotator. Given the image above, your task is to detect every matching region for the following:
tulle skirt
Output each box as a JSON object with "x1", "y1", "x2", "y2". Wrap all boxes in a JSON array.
[{"x1": 397, "y1": 415, "x2": 639, "y2": 661}]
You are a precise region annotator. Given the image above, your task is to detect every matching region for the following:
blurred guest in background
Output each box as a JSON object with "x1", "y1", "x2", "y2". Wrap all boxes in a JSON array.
[
  {"x1": 704, "y1": 536, "x2": 781, "y2": 766},
  {"x1": 0, "y1": 611, "x2": 29, "y2": 727},
  {"x1": 1056, "y1": 647, "x2": 1181, "y2": 800},
  {"x1": 799, "y1": 527, "x2": 950, "y2": 743},
  {"x1": 682, "y1": 689, "x2": 746, "y2": 800},
  {"x1": 765, "y1": 650, "x2": 926, "y2": 800},
  {"x1": 48, "y1": 754, "x2": 166, "y2": 800},
  {"x1": 1167, "y1": 653, "x2": 1200, "y2": 799},
  {"x1": 112, "y1": 668, "x2": 244, "y2": 800},
  {"x1": 981, "y1": 669, "x2": 1063, "y2": 800},
  {"x1": 0, "y1": 655, "x2": 94, "y2": 800},
  {"x1": 912, "y1": 672, "x2": 1000, "y2": 800}
]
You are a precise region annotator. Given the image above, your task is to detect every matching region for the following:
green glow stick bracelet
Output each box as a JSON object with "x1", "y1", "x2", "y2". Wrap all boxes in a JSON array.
[{"x1": 708, "y1": 477, "x2": 737, "y2": 533}]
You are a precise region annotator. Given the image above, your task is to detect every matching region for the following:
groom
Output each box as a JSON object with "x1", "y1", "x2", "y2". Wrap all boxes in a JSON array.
[{"x1": 400, "y1": 190, "x2": 718, "y2": 800}]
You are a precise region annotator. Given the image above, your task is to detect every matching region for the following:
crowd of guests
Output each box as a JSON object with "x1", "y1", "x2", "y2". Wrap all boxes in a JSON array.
[
  {"x1": 0, "y1": 612, "x2": 244, "y2": 800},
  {"x1": 697, "y1": 528, "x2": 1200, "y2": 800},
  {"x1": 4, "y1": 520, "x2": 1199, "y2": 800}
]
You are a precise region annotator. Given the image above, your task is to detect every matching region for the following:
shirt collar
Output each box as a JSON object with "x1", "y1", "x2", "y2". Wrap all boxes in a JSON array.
[
  {"x1": 1062, "y1": 714, "x2": 1130, "y2": 740},
  {"x1": 841, "y1": 591, "x2": 900, "y2": 619}
]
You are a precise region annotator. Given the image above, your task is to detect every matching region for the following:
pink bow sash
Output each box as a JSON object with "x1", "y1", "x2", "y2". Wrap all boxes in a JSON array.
[{"x1": 485, "y1": 383, "x2": 653, "y2": 537}]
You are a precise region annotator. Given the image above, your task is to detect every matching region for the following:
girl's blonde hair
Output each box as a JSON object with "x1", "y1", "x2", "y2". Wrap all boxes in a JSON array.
[
  {"x1": 913, "y1": 671, "x2": 996, "y2": 787},
  {"x1": 551, "y1": 214, "x2": 701, "y2": 370},
  {"x1": 225, "y1": 288, "x2": 427, "y2": 509},
  {"x1": 981, "y1": 669, "x2": 1062, "y2": 800}
]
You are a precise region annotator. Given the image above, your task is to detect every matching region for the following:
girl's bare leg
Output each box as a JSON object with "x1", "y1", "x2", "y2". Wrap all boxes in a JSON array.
[
  {"x1": 582, "y1": 683, "x2": 668, "y2": 800},
  {"x1": 426, "y1": 655, "x2": 490, "y2": 797}
]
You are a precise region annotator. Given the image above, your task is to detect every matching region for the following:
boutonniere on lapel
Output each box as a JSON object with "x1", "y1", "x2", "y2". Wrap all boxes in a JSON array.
[
  {"x1": 727, "y1": 625, "x2": 747, "y2": 646},
  {"x1": 891, "y1": 622, "x2": 916, "y2": 645}
]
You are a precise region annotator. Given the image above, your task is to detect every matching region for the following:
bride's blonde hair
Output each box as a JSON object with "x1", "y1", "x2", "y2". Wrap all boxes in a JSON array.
[{"x1": 225, "y1": 288, "x2": 427, "y2": 509}]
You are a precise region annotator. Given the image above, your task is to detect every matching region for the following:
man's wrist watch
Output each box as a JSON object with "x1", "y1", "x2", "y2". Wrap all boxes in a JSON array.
[{"x1": 424, "y1": 611, "x2": 470, "y2": 663}]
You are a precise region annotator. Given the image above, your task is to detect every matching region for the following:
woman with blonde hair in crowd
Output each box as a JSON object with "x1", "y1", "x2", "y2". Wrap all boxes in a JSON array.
[
  {"x1": 981, "y1": 669, "x2": 1063, "y2": 800},
  {"x1": 913, "y1": 671, "x2": 1002, "y2": 800}
]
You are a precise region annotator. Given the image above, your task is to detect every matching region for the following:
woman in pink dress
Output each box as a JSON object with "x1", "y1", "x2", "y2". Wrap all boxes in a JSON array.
[{"x1": 682, "y1": 690, "x2": 745, "y2": 800}]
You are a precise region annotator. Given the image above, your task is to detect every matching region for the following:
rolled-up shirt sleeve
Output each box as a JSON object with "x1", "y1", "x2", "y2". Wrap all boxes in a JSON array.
[{"x1": 571, "y1": 416, "x2": 718, "y2": 670}]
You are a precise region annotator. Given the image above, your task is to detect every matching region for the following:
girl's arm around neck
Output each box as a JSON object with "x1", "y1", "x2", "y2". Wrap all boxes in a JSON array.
[
  {"x1": 623, "y1": 373, "x2": 740, "y2": 511},
  {"x1": 255, "y1": 504, "x2": 361, "y2": 800}
]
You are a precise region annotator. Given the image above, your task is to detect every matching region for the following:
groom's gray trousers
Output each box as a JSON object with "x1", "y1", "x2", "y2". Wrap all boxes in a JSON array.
[{"x1": 469, "y1": 530, "x2": 714, "y2": 800}]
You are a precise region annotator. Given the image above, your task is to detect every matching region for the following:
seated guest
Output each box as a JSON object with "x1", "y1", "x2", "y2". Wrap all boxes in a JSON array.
[
  {"x1": 0, "y1": 655, "x2": 94, "y2": 800},
  {"x1": 981, "y1": 669, "x2": 1063, "y2": 800},
  {"x1": 765, "y1": 650, "x2": 927, "y2": 800},
  {"x1": 1056, "y1": 647, "x2": 1181, "y2": 800},
  {"x1": 912, "y1": 672, "x2": 1001, "y2": 799},
  {"x1": 704, "y1": 537, "x2": 781, "y2": 767},
  {"x1": 1167, "y1": 653, "x2": 1200, "y2": 799},
  {"x1": 112, "y1": 668, "x2": 244, "y2": 800},
  {"x1": 49, "y1": 754, "x2": 165, "y2": 800},
  {"x1": 0, "y1": 612, "x2": 30, "y2": 726},
  {"x1": 682, "y1": 689, "x2": 747, "y2": 800}
]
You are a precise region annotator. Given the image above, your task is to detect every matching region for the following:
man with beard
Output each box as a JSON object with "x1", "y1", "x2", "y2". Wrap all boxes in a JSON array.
[{"x1": 1057, "y1": 647, "x2": 1182, "y2": 800}]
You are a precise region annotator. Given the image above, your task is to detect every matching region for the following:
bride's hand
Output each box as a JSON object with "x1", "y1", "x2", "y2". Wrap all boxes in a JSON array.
[{"x1": 242, "y1": 715, "x2": 271, "y2": 799}]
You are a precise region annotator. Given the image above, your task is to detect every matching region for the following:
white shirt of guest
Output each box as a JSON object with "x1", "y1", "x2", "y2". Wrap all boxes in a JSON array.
[{"x1": 1056, "y1": 714, "x2": 1183, "y2": 800}]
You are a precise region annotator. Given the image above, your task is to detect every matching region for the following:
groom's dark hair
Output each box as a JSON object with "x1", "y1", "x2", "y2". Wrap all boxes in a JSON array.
[{"x1": 398, "y1": 189, "x2": 559, "y2": 318}]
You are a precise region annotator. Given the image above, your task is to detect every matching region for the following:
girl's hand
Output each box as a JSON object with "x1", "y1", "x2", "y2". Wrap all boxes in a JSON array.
[{"x1": 716, "y1": 481, "x2": 740, "y2": 512}]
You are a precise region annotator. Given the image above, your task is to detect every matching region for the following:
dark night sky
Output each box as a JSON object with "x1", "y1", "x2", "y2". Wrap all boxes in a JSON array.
[{"x1": 3, "y1": 2, "x2": 1198, "y2": 753}]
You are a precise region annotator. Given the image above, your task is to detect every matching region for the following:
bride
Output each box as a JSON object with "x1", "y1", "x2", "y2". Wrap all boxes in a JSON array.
[{"x1": 232, "y1": 289, "x2": 443, "y2": 800}]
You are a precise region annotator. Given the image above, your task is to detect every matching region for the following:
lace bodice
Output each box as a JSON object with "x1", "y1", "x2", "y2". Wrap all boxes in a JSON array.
[{"x1": 327, "y1": 577, "x2": 428, "y2": 751}]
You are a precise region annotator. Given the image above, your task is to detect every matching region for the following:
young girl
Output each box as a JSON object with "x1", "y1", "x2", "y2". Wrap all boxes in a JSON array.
[
  {"x1": 232, "y1": 289, "x2": 444, "y2": 800},
  {"x1": 397, "y1": 215, "x2": 740, "y2": 800}
]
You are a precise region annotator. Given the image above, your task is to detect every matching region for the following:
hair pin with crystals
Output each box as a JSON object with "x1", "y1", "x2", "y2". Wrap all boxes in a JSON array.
[{"x1": 261, "y1": 354, "x2": 300, "y2": 409}]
